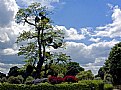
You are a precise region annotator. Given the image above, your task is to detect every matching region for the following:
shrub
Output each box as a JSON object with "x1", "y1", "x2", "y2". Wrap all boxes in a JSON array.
[
  {"x1": 57, "y1": 77, "x2": 64, "y2": 84},
  {"x1": 8, "y1": 66, "x2": 19, "y2": 77},
  {"x1": 0, "y1": 80, "x2": 104, "y2": 90},
  {"x1": 94, "y1": 77, "x2": 102, "y2": 80},
  {"x1": 104, "y1": 74, "x2": 112, "y2": 84},
  {"x1": 57, "y1": 73, "x2": 64, "y2": 78},
  {"x1": 104, "y1": 84, "x2": 113, "y2": 90},
  {"x1": 0, "y1": 72, "x2": 6, "y2": 78},
  {"x1": 17, "y1": 75, "x2": 24, "y2": 84},
  {"x1": 76, "y1": 70, "x2": 94, "y2": 81},
  {"x1": 24, "y1": 76, "x2": 34, "y2": 84},
  {"x1": 79, "y1": 80, "x2": 104, "y2": 90},
  {"x1": 64, "y1": 75, "x2": 78, "y2": 83},
  {"x1": 48, "y1": 76, "x2": 63, "y2": 84},
  {"x1": 0, "y1": 77, "x2": 7, "y2": 83},
  {"x1": 7, "y1": 76, "x2": 22, "y2": 84}
]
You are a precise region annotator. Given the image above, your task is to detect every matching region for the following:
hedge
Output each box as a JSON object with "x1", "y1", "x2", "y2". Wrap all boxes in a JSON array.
[
  {"x1": 79, "y1": 80, "x2": 104, "y2": 90},
  {"x1": 104, "y1": 84, "x2": 113, "y2": 90},
  {"x1": 0, "y1": 80, "x2": 104, "y2": 90}
]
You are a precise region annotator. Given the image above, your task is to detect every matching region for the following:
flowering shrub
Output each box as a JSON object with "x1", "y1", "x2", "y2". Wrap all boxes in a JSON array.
[
  {"x1": 48, "y1": 75, "x2": 78, "y2": 84},
  {"x1": 63, "y1": 75, "x2": 78, "y2": 83},
  {"x1": 48, "y1": 76, "x2": 63, "y2": 84}
]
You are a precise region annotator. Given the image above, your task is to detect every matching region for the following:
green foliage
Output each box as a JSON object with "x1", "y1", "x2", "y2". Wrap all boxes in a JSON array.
[
  {"x1": 106, "y1": 42, "x2": 121, "y2": 85},
  {"x1": 0, "y1": 72, "x2": 6, "y2": 78},
  {"x1": 104, "y1": 74, "x2": 112, "y2": 84},
  {"x1": 49, "y1": 64, "x2": 67, "y2": 75},
  {"x1": 76, "y1": 70, "x2": 94, "y2": 80},
  {"x1": 94, "y1": 76, "x2": 102, "y2": 80},
  {"x1": 79, "y1": 80, "x2": 104, "y2": 90},
  {"x1": 8, "y1": 66, "x2": 19, "y2": 77},
  {"x1": 98, "y1": 67, "x2": 105, "y2": 80},
  {"x1": 0, "y1": 80, "x2": 104, "y2": 90},
  {"x1": 7, "y1": 75, "x2": 24, "y2": 84},
  {"x1": 65, "y1": 62, "x2": 84, "y2": 76},
  {"x1": 16, "y1": 75, "x2": 24, "y2": 84},
  {"x1": 25, "y1": 76, "x2": 34, "y2": 84},
  {"x1": 24, "y1": 65, "x2": 34, "y2": 78},
  {"x1": 15, "y1": 2, "x2": 69, "y2": 78},
  {"x1": 0, "y1": 77, "x2": 7, "y2": 83},
  {"x1": 57, "y1": 73, "x2": 64, "y2": 78},
  {"x1": 104, "y1": 84, "x2": 113, "y2": 90}
]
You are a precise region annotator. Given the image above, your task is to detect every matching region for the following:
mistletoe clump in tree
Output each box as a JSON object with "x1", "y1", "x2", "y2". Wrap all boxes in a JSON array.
[{"x1": 15, "y1": 2, "x2": 70, "y2": 78}]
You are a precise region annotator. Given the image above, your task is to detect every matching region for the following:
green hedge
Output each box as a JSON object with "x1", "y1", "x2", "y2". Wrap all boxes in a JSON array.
[
  {"x1": 79, "y1": 80, "x2": 104, "y2": 90},
  {"x1": 104, "y1": 84, "x2": 113, "y2": 90},
  {"x1": 0, "y1": 80, "x2": 104, "y2": 90}
]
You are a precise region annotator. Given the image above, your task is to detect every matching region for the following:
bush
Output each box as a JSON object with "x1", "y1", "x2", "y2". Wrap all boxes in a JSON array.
[
  {"x1": 0, "y1": 77, "x2": 7, "y2": 83},
  {"x1": 17, "y1": 75, "x2": 24, "y2": 84},
  {"x1": 24, "y1": 76, "x2": 34, "y2": 84},
  {"x1": 57, "y1": 73, "x2": 64, "y2": 78},
  {"x1": 104, "y1": 74, "x2": 112, "y2": 84},
  {"x1": 48, "y1": 75, "x2": 78, "y2": 84},
  {"x1": 7, "y1": 76, "x2": 23, "y2": 84},
  {"x1": 79, "y1": 80, "x2": 104, "y2": 90},
  {"x1": 0, "y1": 72, "x2": 6, "y2": 78},
  {"x1": 104, "y1": 84, "x2": 113, "y2": 90},
  {"x1": 94, "y1": 77, "x2": 102, "y2": 80},
  {"x1": 64, "y1": 75, "x2": 78, "y2": 83},
  {"x1": 8, "y1": 66, "x2": 19, "y2": 77},
  {"x1": 0, "y1": 80, "x2": 104, "y2": 90},
  {"x1": 48, "y1": 76, "x2": 63, "y2": 84},
  {"x1": 76, "y1": 70, "x2": 94, "y2": 80}
]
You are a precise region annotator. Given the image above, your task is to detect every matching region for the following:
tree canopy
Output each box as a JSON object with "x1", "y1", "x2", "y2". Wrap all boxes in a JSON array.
[
  {"x1": 99, "y1": 42, "x2": 121, "y2": 85},
  {"x1": 108, "y1": 42, "x2": 121, "y2": 85},
  {"x1": 15, "y1": 2, "x2": 70, "y2": 78}
]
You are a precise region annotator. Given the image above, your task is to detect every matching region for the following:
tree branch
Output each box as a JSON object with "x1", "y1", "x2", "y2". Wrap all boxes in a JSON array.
[{"x1": 24, "y1": 18, "x2": 36, "y2": 26}]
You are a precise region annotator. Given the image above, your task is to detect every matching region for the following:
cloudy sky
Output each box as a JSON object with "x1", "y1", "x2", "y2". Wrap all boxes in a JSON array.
[{"x1": 0, "y1": 0, "x2": 121, "y2": 75}]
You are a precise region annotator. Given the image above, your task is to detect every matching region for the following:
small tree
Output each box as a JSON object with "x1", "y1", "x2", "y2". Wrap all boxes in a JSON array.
[
  {"x1": 0, "y1": 72, "x2": 6, "y2": 78},
  {"x1": 8, "y1": 66, "x2": 19, "y2": 77},
  {"x1": 65, "y1": 62, "x2": 84, "y2": 76},
  {"x1": 76, "y1": 70, "x2": 94, "y2": 80},
  {"x1": 15, "y1": 2, "x2": 69, "y2": 78},
  {"x1": 97, "y1": 67, "x2": 105, "y2": 80},
  {"x1": 97, "y1": 59, "x2": 110, "y2": 80}
]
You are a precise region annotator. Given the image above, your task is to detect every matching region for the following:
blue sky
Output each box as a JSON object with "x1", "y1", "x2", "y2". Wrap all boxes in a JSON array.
[
  {"x1": 0, "y1": 0, "x2": 121, "y2": 75},
  {"x1": 52, "y1": 0, "x2": 121, "y2": 28}
]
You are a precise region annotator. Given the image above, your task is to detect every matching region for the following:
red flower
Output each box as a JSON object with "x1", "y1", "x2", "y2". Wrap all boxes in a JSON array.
[
  {"x1": 63, "y1": 75, "x2": 78, "y2": 83},
  {"x1": 48, "y1": 76, "x2": 64, "y2": 84}
]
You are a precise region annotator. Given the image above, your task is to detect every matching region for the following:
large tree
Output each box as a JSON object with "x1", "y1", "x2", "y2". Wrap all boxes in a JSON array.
[
  {"x1": 15, "y1": 2, "x2": 70, "y2": 78},
  {"x1": 106, "y1": 42, "x2": 121, "y2": 85}
]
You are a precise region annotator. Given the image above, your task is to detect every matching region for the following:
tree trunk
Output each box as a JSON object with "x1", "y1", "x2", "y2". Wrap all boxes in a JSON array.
[{"x1": 35, "y1": 25, "x2": 45, "y2": 78}]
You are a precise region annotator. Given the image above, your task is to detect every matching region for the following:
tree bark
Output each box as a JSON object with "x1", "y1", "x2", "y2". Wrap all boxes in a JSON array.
[{"x1": 35, "y1": 25, "x2": 44, "y2": 78}]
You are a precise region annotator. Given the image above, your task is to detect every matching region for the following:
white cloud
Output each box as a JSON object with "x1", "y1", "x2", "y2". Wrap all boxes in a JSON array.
[
  {"x1": 52, "y1": 39, "x2": 118, "y2": 74},
  {"x1": 2, "y1": 48, "x2": 18, "y2": 55},
  {"x1": 0, "y1": 62, "x2": 23, "y2": 74},
  {"x1": 0, "y1": 33, "x2": 10, "y2": 42},
  {"x1": 81, "y1": 27, "x2": 94, "y2": 36},
  {"x1": 0, "y1": 0, "x2": 18, "y2": 27},
  {"x1": 95, "y1": 5, "x2": 121, "y2": 38},
  {"x1": 89, "y1": 38, "x2": 100, "y2": 42},
  {"x1": 16, "y1": 0, "x2": 59, "y2": 10},
  {"x1": 88, "y1": 39, "x2": 118, "y2": 57},
  {"x1": 55, "y1": 26, "x2": 85, "y2": 40},
  {"x1": 83, "y1": 57, "x2": 106, "y2": 75}
]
